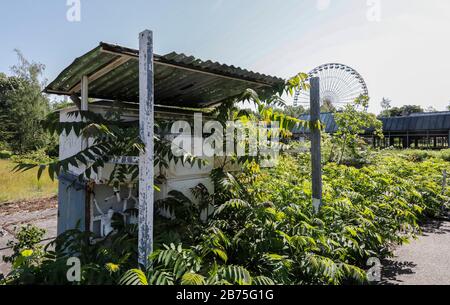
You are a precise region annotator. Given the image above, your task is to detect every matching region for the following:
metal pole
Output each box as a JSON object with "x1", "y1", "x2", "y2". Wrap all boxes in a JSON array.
[
  {"x1": 138, "y1": 30, "x2": 154, "y2": 267},
  {"x1": 310, "y1": 77, "x2": 322, "y2": 213}
]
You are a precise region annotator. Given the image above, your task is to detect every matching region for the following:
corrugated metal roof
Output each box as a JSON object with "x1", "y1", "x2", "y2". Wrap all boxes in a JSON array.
[
  {"x1": 380, "y1": 113, "x2": 450, "y2": 132},
  {"x1": 294, "y1": 112, "x2": 450, "y2": 135},
  {"x1": 45, "y1": 42, "x2": 285, "y2": 108}
]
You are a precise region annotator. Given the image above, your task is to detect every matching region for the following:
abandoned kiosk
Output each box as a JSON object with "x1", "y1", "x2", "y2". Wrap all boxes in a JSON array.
[{"x1": 45, "y1": 41, "x2": 284, "y2": 238}]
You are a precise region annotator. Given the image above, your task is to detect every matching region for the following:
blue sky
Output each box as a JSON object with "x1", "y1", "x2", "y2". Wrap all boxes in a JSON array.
[{"x1": 0, "y1": 0, "x2": 449, "y2": 113}]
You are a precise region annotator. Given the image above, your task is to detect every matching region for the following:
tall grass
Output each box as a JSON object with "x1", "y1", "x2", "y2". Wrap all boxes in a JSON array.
[{"x1": 0, "y1": 159, "x2": 57, "y2": 204}]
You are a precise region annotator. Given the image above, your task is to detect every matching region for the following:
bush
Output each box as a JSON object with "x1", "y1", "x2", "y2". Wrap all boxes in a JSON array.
[
  {"x1": 0, "y1": 141, "x2": 11, "y2": 151},
  {"x1": 400, "y1": 149, "x2": 435, "y2": 162},
  {"x1": 438, "y1": 149, "x2": 450, "y2": 162},
  {"x1": 0, "y1": 150, "x2": 12, "y2": 159},
  {"x1": 2, "y1": 225, "x2": 46, "y2": 264},
  {"x1": 10, "y1": 148, "x2": 54, "y2": 165}
]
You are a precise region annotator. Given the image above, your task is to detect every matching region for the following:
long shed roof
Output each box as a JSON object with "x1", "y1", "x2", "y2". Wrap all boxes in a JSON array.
[
  {"x1": 380, "y1": 112, "x2": 450, "y2": 132},
  {"x1": 45, "y1": 42, "x2": 285, "y2": 108},
  {"x1": 294, "y1": 112, "x2": 450, "y2": 135}
]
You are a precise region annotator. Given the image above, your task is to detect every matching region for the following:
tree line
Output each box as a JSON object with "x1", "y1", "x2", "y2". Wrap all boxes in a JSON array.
[{"x1": 0, "y1": 51, "x2": 68, "y2": 156}]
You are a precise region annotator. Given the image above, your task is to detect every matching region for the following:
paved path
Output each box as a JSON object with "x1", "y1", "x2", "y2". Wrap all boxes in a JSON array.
[
  {"x1": 382, "y1": 216, "x2": 450, "y2": 285},
  {"x1": 0, "y1": 197, "x2": 57, "y2": 276}
]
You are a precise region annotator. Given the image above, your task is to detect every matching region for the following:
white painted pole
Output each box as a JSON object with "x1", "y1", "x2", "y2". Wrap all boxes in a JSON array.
[{"x1": 138, "y1": 30, "x2": 154, "y2": 267}]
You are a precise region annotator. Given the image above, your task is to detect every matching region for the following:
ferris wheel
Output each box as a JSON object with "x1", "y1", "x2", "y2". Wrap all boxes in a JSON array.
[{"x1": 293, "y1": 63, "x2": 368, "y2": 109}]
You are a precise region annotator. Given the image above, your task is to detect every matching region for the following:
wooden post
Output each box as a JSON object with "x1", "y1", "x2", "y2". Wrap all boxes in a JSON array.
[
  {"x1": 310, "y1": 77, "x2": 322, "y2": 213},
  {"x1": 138, "y1": 30, "x2": 154, "y2": 267}
]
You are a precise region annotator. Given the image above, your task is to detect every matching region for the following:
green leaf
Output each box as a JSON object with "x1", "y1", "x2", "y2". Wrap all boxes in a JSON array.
[
  {"x1": 181, "y1": 272, "x2": 205, "y2": 285},
  {"x1": 119, "y1": 269, "x2": 149, "y2": 285}
]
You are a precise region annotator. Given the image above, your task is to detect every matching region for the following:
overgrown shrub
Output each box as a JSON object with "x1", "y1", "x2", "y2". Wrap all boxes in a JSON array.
[
  {"x1": 2, "y1": 150, "x2": 448, "y2": 285},
  {"x1": 0, "y1": 150, "x2": 12, "y2": 159},
  {"x1": 2, "y1": 224, "x2": 46, "y2": 264},
  {"x1": 438, "y1": 149, "x2": 450, "y2": 162},
  {"x1": 10, "y1": 148, "x2": 55, "y2": 165},
  {"x1": 2, "y1": 224, "x2": 138, "y2": 285},
  {"x1": 400, "y1": 149, "x2": 435, "y2": 162}
]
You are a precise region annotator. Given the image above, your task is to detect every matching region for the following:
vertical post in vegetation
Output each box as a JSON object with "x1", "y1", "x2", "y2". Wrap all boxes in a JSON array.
[
  {"x1": 138, "y1": 29, "x2": 154, "y2": 268},
  {"x1": 310, "y1": 77, "x2": 322, "y2": 214}
]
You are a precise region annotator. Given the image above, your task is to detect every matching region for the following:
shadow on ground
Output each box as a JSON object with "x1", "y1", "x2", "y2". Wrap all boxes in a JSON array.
[
  {"x1": 380, "y1": 212, "x2": 450, "y2": 285},
  {"x1": 420, "y1": 216, "x2": 450, "y2": 235},
  {"x1": 380, "y1": 260, "x2": 417, "y2": 285}
]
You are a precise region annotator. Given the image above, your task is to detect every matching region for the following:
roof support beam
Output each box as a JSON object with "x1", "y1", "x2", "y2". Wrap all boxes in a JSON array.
[
  {"x1": 138, "y1": 30, "x2": 154, "y2": 268},
  {"x1": 99, "y1": 48, "x2": 273, "y2": 88},
  {"x1": 80, "y1": 76, "x2": 89, "y2": 152},
  {"x1": 70, "y1": 94, "x2": 82, "y2": 110},
  {"x1": 81, "y1": 75, "x2": 89, "y2": 111},
  {"x1": 68, "y1": 56, "x2": 131, "y2": 94}
]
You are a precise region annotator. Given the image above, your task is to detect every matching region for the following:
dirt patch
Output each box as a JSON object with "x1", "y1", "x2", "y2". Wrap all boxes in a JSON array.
[
  {"x1": 0, "y1": 196, "x2": 57, "y2": 216},
  {"x1": 0, "y1": 196, "x2": 58, "y2": 276}
]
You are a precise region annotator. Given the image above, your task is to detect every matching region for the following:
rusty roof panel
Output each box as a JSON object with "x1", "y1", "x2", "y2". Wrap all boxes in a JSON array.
[{"x1": 45, "y1": 42, "x2": 285, "y2": 108}]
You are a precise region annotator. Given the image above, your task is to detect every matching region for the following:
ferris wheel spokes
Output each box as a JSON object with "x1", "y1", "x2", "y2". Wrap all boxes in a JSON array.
[{"x1": 293, "y1": 63, "x2": 368, "y2": 109}]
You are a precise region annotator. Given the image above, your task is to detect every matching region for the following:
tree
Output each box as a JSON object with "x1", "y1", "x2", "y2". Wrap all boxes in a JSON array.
[
  {"x1": 0, "y1": 50, "x2": 53, "y2": 153},
  {"x1": 380, "y1": 104, "x2": 424, "y2": 118},
  {"x1": 379, "y1": 98, "x2": 392, "y2": 117},
  {"x1": 425, "y1": 106, "x2": 437, "y2": 113},
  {"x1": 281, "y1": 105, "x2": 307, "y2": 118},
  {"x1": 380, "y1": 97, "x2": 391, "y2": 111},
  {"x1": 397, "y1": 105, "x2": 423, "y2": 117},
  {"x1": 0, "y1": 73, "x2": 18, "y2": 149},
  {"x1": 320, "y1": 99, "x2": 336, "y2": 113},
  {"x1": 332, "y1": 95, "x2": 383, "y2": 164}
]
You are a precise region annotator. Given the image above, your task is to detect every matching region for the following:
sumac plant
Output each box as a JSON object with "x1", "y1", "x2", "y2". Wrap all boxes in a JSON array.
[
  {"x1": 4, "y1": 71, "x2": 448, "y2": 285},
  {"x1": 2, "y1": 150, "x2": 448, "y2": 285},
  {"x1": 119, "y1": 151, "x2": 448, "y2": 286},
  {"x1": 13, "y1": 73, "x2": 310, "y2": 186}
]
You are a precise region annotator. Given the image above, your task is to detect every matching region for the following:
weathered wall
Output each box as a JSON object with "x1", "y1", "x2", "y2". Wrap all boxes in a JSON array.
[{"x1": 58, "y1": 104, "x2": 214, "y2": 236}]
